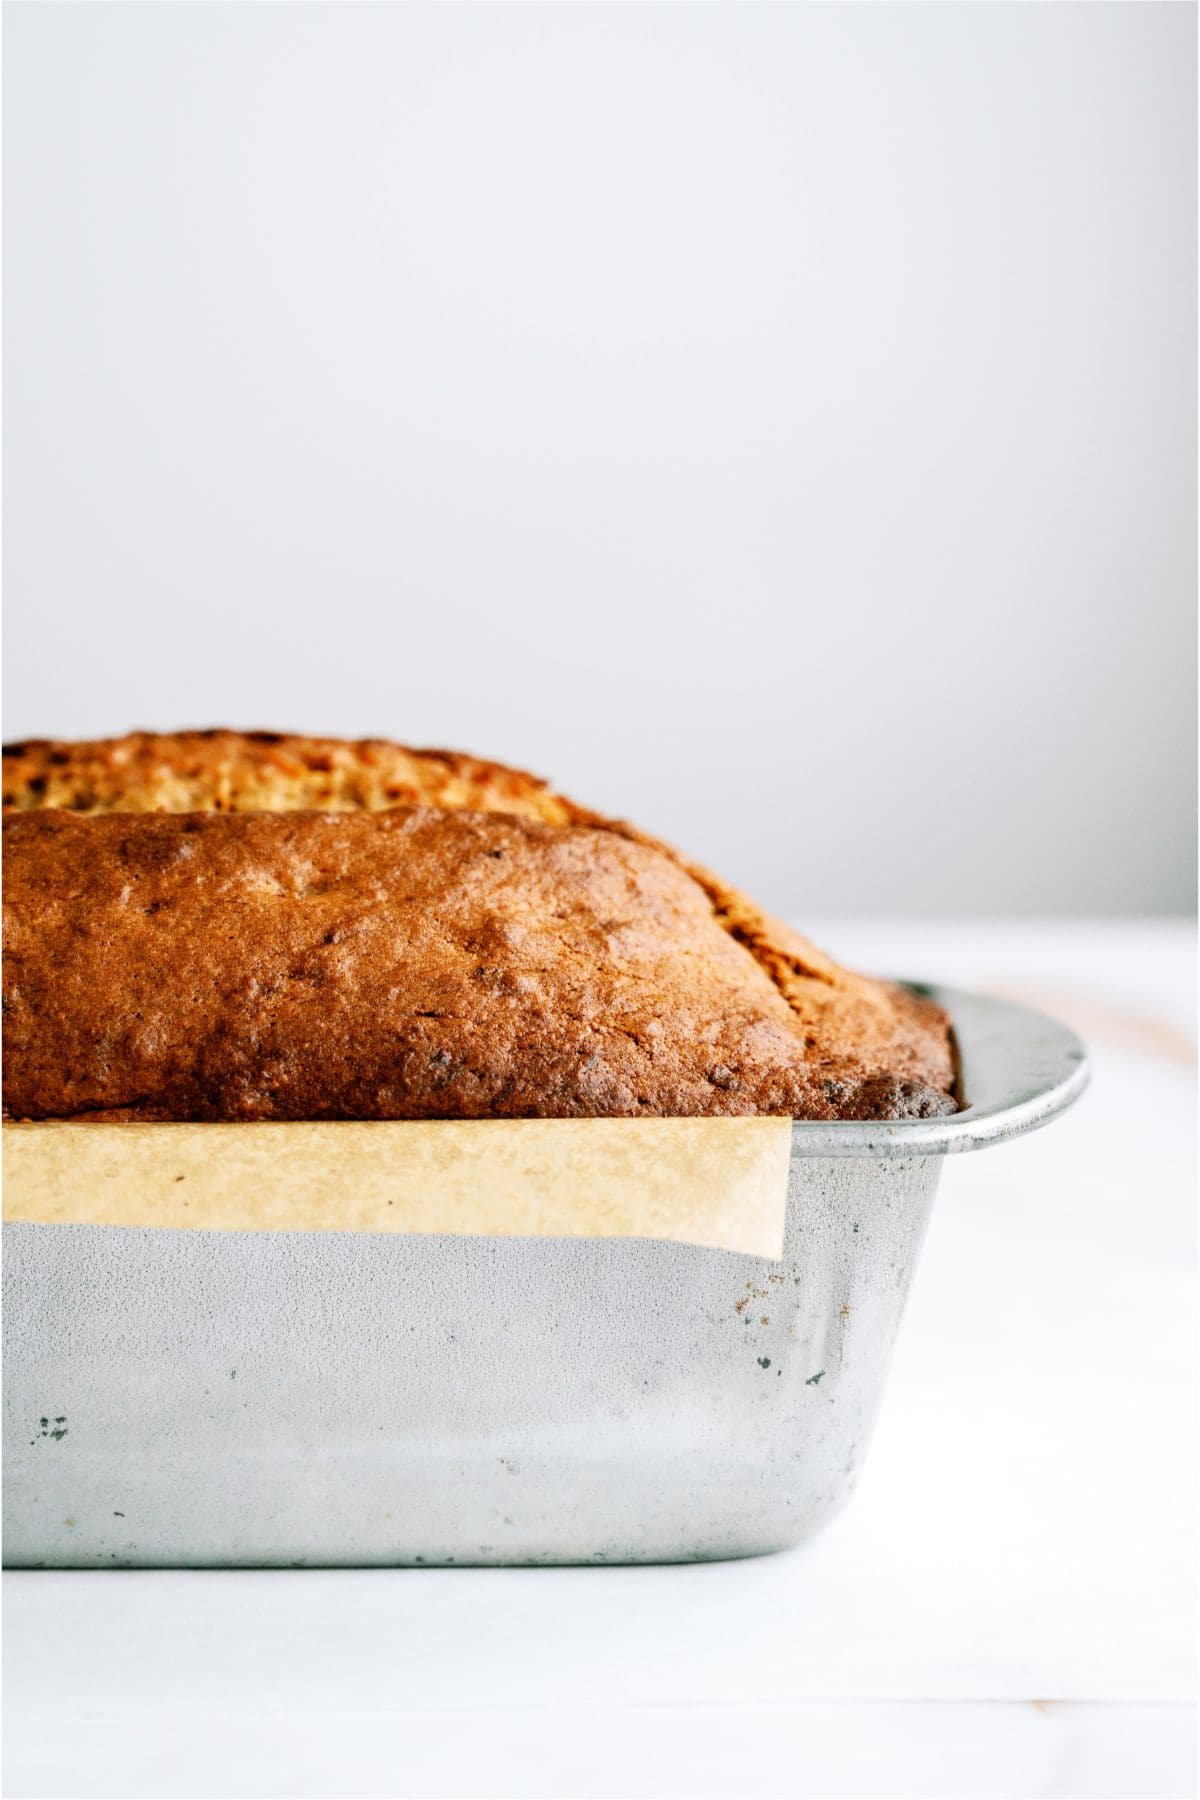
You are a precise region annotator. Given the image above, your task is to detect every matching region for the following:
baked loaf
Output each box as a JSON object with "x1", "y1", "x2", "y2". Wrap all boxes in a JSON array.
[{"x1": 3, "y1": 731, "x2": 956, "y2": 1122}]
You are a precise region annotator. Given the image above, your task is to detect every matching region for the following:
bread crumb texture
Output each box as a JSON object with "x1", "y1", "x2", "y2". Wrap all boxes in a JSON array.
[{"x1": 3, "y1": 732, "x2": 955, "y2": 1122}]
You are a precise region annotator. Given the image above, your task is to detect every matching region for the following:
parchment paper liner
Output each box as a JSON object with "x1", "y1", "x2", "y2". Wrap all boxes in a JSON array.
[{"x1": 2, "y1": 1117, "x2": 792, "y2": 1258}]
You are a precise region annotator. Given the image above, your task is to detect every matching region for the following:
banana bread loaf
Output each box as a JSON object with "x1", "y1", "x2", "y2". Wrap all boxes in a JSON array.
[{"x1": 2, "y1": 731, "x2": 956, "y2": 1122}]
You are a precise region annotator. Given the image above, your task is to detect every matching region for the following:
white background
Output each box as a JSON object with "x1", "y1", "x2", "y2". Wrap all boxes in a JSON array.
[{"x1": 3, "y1": 0, "x2": 1195, "y2": 915}]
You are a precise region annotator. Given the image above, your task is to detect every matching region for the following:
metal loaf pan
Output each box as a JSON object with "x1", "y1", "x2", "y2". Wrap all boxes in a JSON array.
[{"x1": 2, "y1": 985, "x2": 1086, "y2": 1568}]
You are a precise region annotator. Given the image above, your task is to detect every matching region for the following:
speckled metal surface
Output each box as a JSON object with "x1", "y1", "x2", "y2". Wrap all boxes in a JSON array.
[{"x1": 2, "y1": 987, "x2": 1085, "y2": 1568}]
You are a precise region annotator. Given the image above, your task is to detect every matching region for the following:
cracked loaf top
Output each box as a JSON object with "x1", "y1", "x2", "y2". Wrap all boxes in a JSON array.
[{"x1": 2, "y1": 731, "x2": 956, "y2": 1121}]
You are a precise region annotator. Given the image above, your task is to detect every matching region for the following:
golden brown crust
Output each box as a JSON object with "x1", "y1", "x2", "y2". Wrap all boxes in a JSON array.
[
  {"x1": 2, "y1": 730, "x2": 578, "y2": 824},
  {"x1": 2, "y1": 732, "x2": 957, "y2": 1122}
]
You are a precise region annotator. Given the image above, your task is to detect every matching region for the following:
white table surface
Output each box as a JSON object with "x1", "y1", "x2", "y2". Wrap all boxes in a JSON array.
[{"x1": 4, "y1": 920, "x2": 1195, "y2": 1800}]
